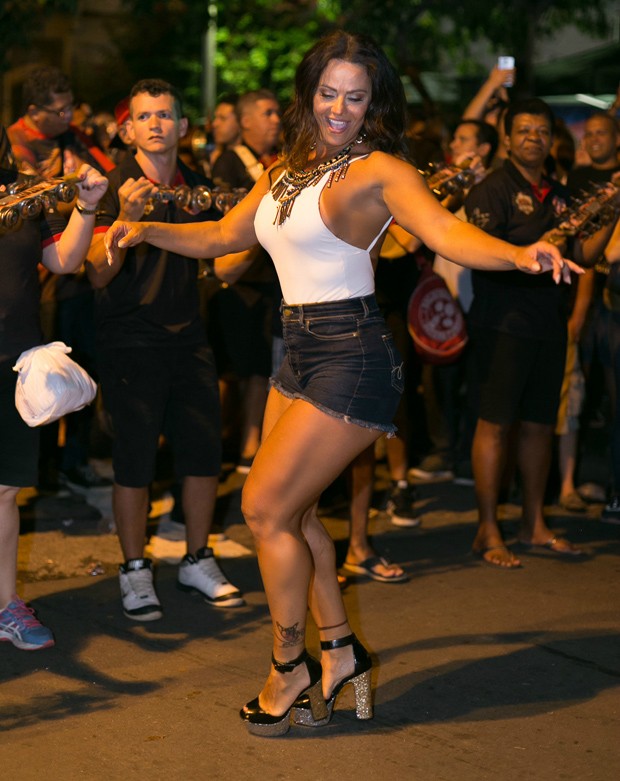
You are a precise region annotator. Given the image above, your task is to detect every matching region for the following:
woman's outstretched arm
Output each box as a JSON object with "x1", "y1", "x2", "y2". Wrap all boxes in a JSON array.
[
  {"x1": 374, "y1": 152, "x2": 583, "y2": 284},
  {"x1": 104, "y1": 169, "x2": 271, "y2": 265}
]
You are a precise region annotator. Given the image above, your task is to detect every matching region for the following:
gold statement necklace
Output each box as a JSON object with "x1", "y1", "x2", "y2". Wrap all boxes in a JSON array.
[{"x1": 271, "y1": 143, "x2": 354, "y2": 226}]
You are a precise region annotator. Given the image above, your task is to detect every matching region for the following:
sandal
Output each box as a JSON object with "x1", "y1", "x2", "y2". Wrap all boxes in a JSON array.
[
  {"x1": 472, "y1": 544, "x2": 522, "y2": 569},
  {"x1": 342, "y1": 556, "x2": 409, "y2": 583},
  {"x1": 240, "y1": 649, "x2": 328, "y2": 736},
  {"x1": 559, "y1": 492, "x2": 588, "y2": 513},
  {"x1": 293, "y1": 633, "x2": 373, "y2": 726},
  {"x1": 517, "y1": 536, "x2": 583, "y2": 557}
]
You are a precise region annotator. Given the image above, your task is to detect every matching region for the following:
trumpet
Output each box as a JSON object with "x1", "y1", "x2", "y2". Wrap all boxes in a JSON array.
[
  {"x1": 0, "y1": 175, "x2": 80, "y2": 234},
  {"x1": 146, "y1": 184, "x2": 248, "y2": 215}
]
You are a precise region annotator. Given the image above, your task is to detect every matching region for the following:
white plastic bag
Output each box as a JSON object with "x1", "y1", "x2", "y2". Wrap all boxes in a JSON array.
[{"x1": 13, "y1": 341, "x2": 97, "y2": 427}]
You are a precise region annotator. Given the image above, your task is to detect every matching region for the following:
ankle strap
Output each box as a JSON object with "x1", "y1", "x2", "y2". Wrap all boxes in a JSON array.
[
  {"x1": 320, "y1": 633, "x2": 355, "y2": 651},
  {"x1": 271, "y1": 648, "x2": 308, "y2": 673}
]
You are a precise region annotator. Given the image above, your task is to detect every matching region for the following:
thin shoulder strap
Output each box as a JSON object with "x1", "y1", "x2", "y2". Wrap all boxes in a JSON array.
[{"x1": 367, "y1": 216, "x2": 394, "y2": 252}]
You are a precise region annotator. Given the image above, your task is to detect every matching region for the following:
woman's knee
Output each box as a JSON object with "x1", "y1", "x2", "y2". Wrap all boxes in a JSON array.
[{"x1": 241, "y1": 479, "x2": 293, "y2": 539}]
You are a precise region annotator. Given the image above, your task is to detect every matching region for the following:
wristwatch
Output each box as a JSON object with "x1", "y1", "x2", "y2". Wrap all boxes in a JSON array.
[{"x1": 75, "y1": 201, "x2": 97, "y2": 215}]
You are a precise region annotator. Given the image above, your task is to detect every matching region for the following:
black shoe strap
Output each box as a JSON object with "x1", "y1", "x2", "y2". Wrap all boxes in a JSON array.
[
  {"x1": 320, "y1": 633, "x2": 355, "y2": 651},
  {"x1": 271, "y1": 648, "x2": 308, "y2": 673}
]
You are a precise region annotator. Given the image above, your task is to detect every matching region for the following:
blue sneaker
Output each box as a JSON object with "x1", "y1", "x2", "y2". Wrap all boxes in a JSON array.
[{"x1": 0, "y1": 597, "x2": 55, "y2": 650}]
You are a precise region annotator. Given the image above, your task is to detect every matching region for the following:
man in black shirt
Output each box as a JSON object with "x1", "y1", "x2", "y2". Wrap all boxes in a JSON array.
[
  {"x1": 87, "y1": 79, "x2": 244, "y2": 620},
  {"x1": 465, "y1": 98, "x2": 613, "y2": 568}
]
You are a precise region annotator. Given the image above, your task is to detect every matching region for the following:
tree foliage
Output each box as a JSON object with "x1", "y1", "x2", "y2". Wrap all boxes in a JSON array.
[
  {"x1": 119, "y1": 0, "x2": 614, "y2": 117},
  {"x1": 2, "y1": 0, "x2": 616, "y2": 120},
  {"x1": 335, "y1": 0, "x2": 613, "y2": 89},
  {"x1": 119, "y1": 0, "x2": 339, "y2": 118}
]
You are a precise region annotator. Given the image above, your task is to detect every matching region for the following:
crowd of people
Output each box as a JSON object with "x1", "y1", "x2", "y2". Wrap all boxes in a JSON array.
[{"x1": 1, "y1": 33, "x2": 619, "y2": 738}]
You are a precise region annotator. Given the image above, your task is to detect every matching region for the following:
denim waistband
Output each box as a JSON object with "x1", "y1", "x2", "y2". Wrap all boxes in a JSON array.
[{"x1": 280, "y1": 295, "x2": 379, "y2": 323}]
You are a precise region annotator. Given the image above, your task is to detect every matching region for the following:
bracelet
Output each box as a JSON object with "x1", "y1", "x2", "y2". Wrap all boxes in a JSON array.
[{"x1": 75, "y1": 201, "x2": 97, "y2": 216}]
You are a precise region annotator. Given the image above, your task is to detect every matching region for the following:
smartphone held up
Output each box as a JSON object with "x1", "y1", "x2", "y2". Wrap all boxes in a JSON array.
[{"x1": 497, "y1": 55, "x2": 515, "y2": 87}]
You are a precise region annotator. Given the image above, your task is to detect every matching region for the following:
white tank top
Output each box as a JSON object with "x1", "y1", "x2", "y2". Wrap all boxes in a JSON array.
[{"x1": 254, "y1": 160, "x2": 391, "y2": 304}]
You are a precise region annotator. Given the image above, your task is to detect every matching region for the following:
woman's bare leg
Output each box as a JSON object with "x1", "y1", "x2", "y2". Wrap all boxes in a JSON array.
[{"x1": 241, "y1": 388, "x2": 378, "y2": 714}]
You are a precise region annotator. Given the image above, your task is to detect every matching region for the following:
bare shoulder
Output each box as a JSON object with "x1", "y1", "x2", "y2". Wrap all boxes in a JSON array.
[
  {"x1": 362, "y1": 150, "x2": 415, "y2": 171},
  {"x1": 354, "y1": 150, "x2": 427, "y2": 198},
  {"x1": 356, "y1": 150, "x2": 424, "y2": 188}
]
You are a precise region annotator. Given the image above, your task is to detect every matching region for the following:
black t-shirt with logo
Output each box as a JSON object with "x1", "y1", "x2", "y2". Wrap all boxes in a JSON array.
[{"x1": 465, "y1": 159, "x2": 571, "y2": 341}]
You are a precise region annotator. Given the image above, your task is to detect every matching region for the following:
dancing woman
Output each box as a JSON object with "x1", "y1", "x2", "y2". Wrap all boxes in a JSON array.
[{"x1": 103, "y1": 31, "x2": 580, "y2": 736}]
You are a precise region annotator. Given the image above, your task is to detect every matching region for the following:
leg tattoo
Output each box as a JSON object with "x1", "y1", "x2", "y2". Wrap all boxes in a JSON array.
[{"x1": 275, "y1": 621, "x2": 305, "y2": 648}]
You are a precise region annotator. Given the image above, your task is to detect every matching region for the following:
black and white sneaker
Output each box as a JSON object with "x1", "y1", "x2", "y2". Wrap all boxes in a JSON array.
[
  {"x1": 119, "y1": 558, "x2": 163, "y2": 621},
  {"x1": 386, "y1": 480, "x2": 421, "y2": 528},
  {"x1": 177, "y1": 547, "x2": 245, "y2": 607},
  {"x1": 601, "y1": 495, "x2": 620, "y2": 525}
]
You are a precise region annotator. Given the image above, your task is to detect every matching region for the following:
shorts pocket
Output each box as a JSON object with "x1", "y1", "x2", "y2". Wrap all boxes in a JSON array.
[
  {"x1": 304, "y1": 315, "x2": 359, "y2": 340},
  {"x1": 382, "y1": 332, "x2": 404, "y2": 393}
]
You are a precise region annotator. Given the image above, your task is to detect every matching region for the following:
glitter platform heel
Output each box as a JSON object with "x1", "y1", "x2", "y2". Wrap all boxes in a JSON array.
[
  {"x1": 240, "y1": 649, "x2": 328, "y2": 737},
  {"x1": 292, "y1": 633, "x2": 373, "y2": 727}
]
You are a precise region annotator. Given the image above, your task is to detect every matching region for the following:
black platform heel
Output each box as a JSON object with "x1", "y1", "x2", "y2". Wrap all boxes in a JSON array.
[
  {"x1": 293, "y1": 633, "x2": 373, "y2": 726},
  {"x1": 240, "y1": 649, "x2": 328, "y2": 736}
]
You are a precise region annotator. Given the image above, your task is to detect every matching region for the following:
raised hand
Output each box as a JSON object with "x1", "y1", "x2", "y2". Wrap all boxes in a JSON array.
[
  {"x1": 118, "y1": 176, "x2": 158, "y2": 221},
  {"x1": 75, "y1": 164, "x2": 108, "y2": 207}
]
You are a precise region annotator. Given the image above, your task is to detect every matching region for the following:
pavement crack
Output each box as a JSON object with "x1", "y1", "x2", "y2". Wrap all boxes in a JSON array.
[{"x1": 536, "y1": 643, "x2": 620, "y2": 678}]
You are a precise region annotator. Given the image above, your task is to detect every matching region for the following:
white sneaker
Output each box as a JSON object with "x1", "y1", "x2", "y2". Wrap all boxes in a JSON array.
[
  {"x1": 119, "y1": 559, "x2": 163, "y2": 621},
  {"x1": 177, "y1": 547, "x2": 245, "y2": 608}
]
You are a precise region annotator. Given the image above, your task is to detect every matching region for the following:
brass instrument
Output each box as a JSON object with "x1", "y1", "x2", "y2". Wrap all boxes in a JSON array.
[
  {"x1": 147, "y1": 184, "x2": 247, "y2": 215},
  {"x1": 547, "y1": 180, "x2": 620, "y2": 259},
  {"x1": 544, "y1": 182, "x2": 620, "y2": 274},
  {"x1": 0, "y1": 175, "x2": 80, "y2": 234},
  {"x1": 554, "y1": 180, "x2": 618, "y2": 239},
  {"x1": 420, "y1": 158, "x2": 475, "y2": 199},
  {"x1": 0, "y1": 175, "x2": 249, "y2": 234}
]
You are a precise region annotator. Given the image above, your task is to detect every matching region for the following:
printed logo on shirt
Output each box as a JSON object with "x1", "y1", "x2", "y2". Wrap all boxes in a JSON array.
[
  {"x1": 514, "y1": 192, "x2": 534, "y2": 215},
  {"x1": 468, "y1": 206, "x2": 490, "y2": 229},
  {"x1": 552, "y1": 195, "x2": 568, "y2": 216}
]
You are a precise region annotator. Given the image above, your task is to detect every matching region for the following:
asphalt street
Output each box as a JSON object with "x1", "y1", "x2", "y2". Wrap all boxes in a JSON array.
[{"x1": 2, "y1": 456, "x2": 619, "y2": 781}]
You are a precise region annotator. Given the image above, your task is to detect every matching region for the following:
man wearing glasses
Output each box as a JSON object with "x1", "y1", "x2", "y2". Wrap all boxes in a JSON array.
[{"x1": 7, "y1": 66, "x2": 114, "y2": 178}]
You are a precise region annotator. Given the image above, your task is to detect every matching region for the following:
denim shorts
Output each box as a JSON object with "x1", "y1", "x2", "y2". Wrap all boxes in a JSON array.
[{"x1": 271, "y1": 295, "x2": 404, "y2": 435}]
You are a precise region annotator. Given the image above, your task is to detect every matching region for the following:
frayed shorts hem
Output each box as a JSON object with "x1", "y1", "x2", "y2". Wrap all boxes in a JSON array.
[{"x1": 270, "y1": 378, "x2": 396, "y2": 437}]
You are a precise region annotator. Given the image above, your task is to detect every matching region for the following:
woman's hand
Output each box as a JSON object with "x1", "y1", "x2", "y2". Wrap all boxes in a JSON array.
[
  {"x1": 104, "y1": 220, "x2": 148, "y2": 265},
  {"x1": 513, "y1": 241, "x2": 584, "y2": 283}
]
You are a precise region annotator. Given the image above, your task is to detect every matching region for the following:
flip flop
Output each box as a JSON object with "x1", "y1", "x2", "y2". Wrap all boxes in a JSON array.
[
  {"x1": 472, "y1": 544, "x2": 522, "y2": 569},
  {"x1": 342, "y1": 556, "x2": 409, "y2": 583},
  {"x1": 517, "y1": 536, "x2": 584, "y2": 557}
]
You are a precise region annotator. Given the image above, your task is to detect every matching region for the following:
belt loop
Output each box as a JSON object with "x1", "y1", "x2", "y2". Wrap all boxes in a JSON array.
[
  {"x1": 298, "y1": 304, "x2": 304, "y2": 325},
  {"x1": 361, "y1": 296, "x2": 369, "y2": 316}
]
